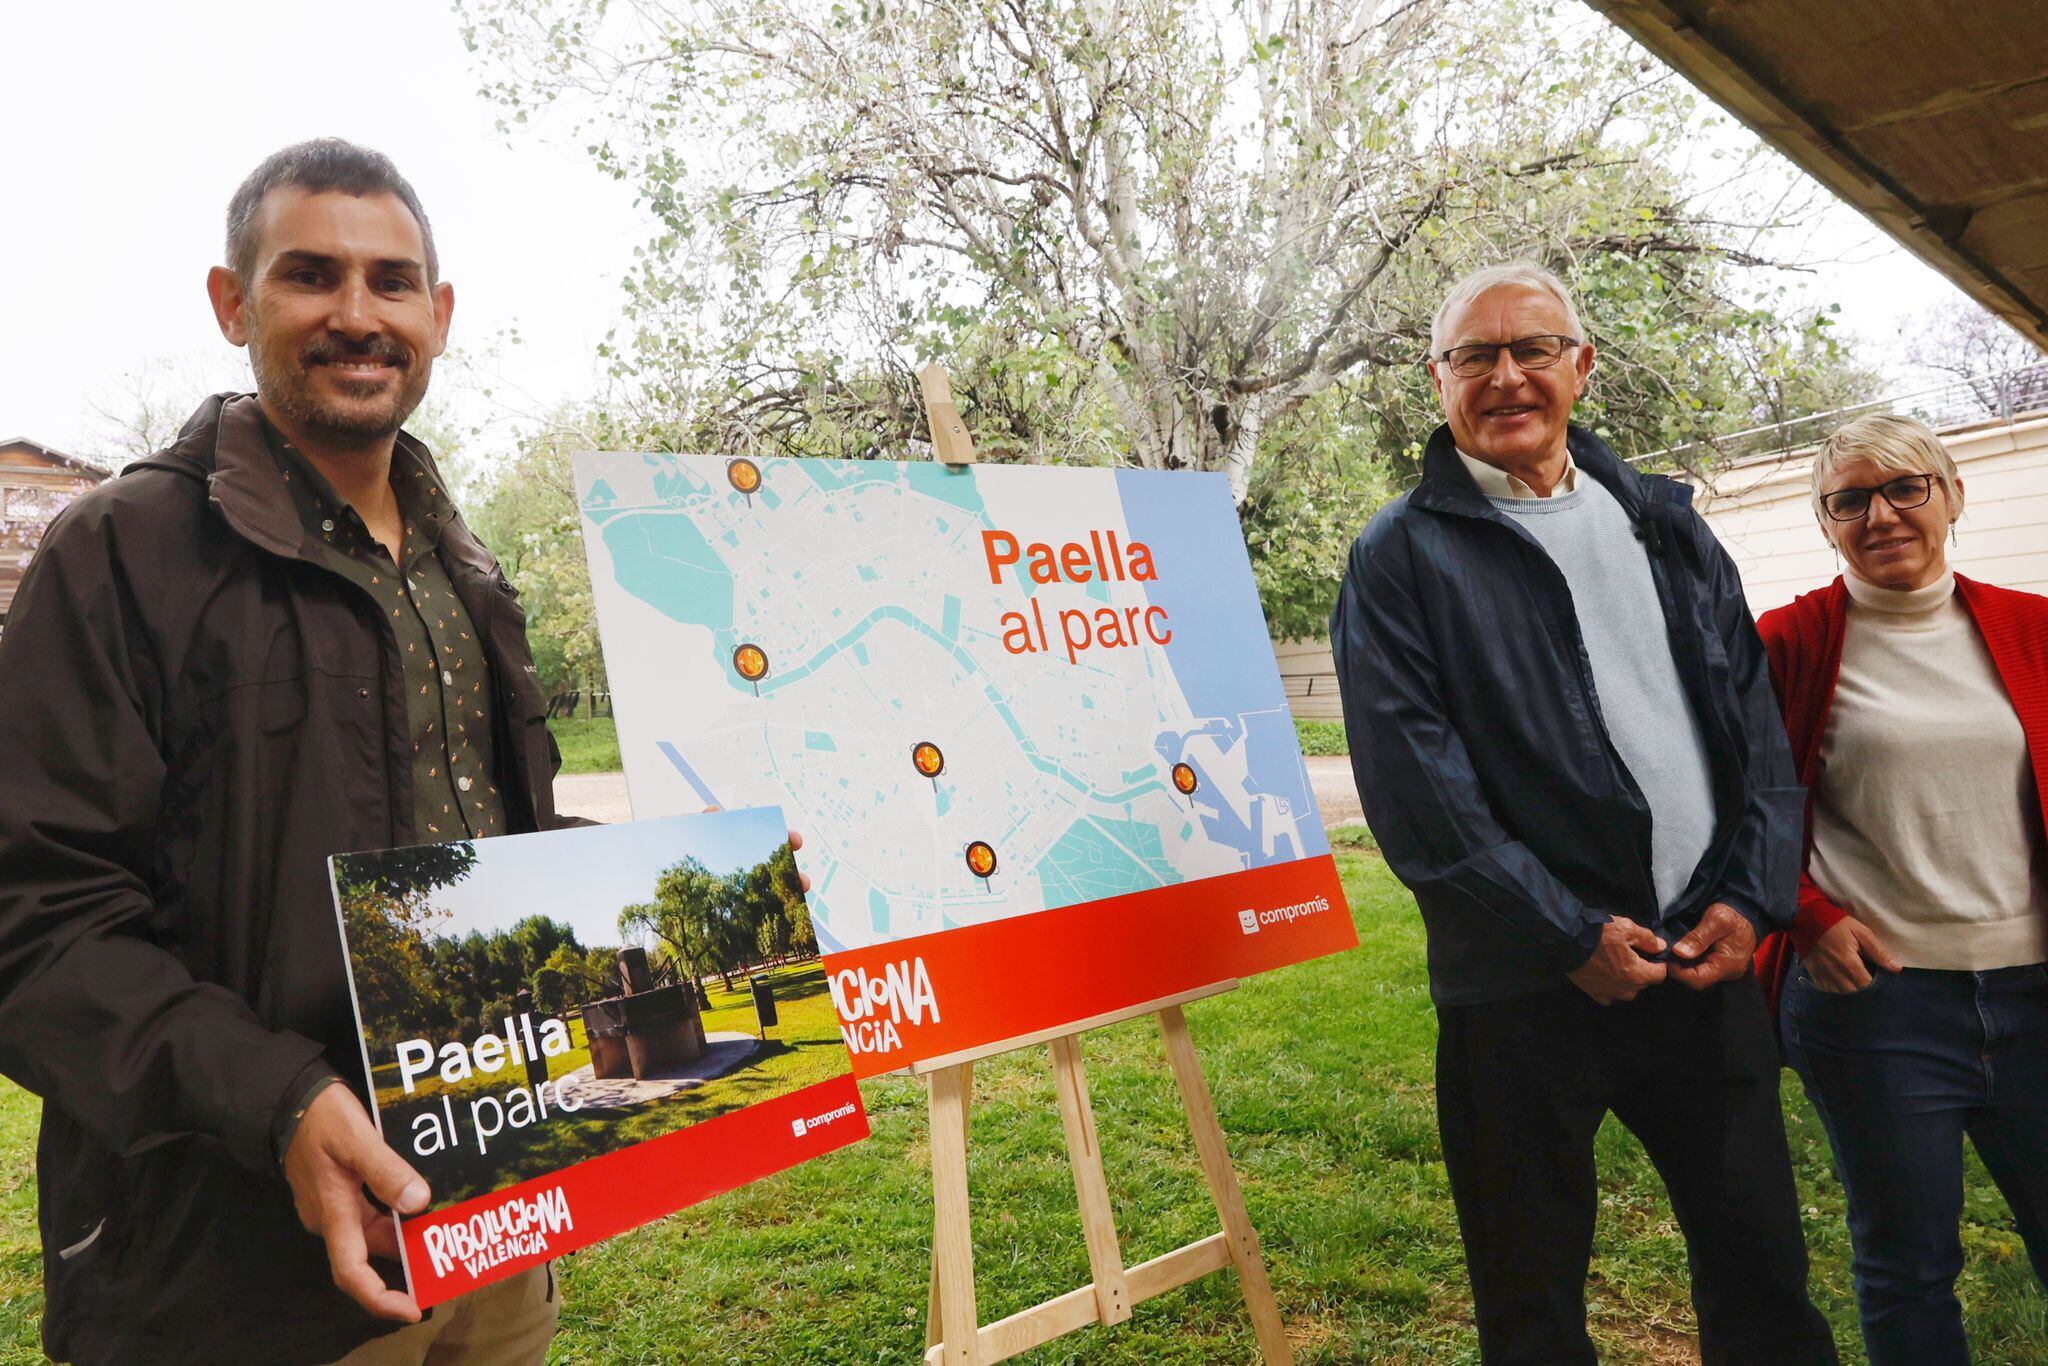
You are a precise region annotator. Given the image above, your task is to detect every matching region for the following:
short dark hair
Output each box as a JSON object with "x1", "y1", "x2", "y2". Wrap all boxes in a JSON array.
[{"x1": 225, "y1": 138, "x2": 438, "y2": 283}]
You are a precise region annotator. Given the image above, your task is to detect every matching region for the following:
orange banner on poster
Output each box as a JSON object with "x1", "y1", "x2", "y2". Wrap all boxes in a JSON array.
[
  {"x1": 822, "y1": 856, "x2": 1354, "y2": 1076},
  {"x1": 400, "y1": 1074, "x2": 867, "y2": 1307}
]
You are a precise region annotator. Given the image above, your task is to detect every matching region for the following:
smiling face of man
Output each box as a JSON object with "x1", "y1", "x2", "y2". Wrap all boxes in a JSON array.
[
  {"x1": 1429, "y1": 284, "x2": 1593, "y2": 476},
  {"x1": 210, "y1": 187, "x2": 453, "y2": 450}
]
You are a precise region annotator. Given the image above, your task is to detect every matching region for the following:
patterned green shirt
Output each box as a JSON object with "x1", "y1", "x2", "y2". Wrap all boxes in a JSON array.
[{"x1": 263, "y1": 423, "x2": 507, "y2": 844}]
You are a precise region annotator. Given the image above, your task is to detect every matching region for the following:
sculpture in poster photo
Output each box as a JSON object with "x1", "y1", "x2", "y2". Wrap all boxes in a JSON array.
[
  {"x1": 329, "y1": 807, "x2": 866, "y2": 1306},
  {"x1": 576, "y1": 455, "x2": 1356, "y2": 1074}
]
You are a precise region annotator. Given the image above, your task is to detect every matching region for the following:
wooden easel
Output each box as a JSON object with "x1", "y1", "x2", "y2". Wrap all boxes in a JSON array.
[
  {"x1": 911, "y1": 367, "x2": 1291, "y2": 1363},
  {"x1": 916, "y1": 984, "x2": 1293, "y2": 1364},
  {"x1": 919, "y1": 363, "x2": 978, "y2": 467}
]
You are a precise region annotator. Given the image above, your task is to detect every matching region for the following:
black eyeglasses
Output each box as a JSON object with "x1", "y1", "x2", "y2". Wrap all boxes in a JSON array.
[
  {"x1": 1436, "y1": 334, "x2": 1581, "y2": 379},
  {"x1": 1819, "y1": 473, "x2": 1936, "y2": 522}
]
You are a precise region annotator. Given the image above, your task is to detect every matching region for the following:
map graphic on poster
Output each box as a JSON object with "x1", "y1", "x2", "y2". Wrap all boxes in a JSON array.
[{"x1": 576, "y1": 455, "x2": 1356, "y2": 1073}]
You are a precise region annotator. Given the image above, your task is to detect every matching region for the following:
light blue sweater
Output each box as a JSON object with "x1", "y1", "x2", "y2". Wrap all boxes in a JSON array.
[{"x1": 1491, "y1": 477, "x2": 1717, "y2": 915}]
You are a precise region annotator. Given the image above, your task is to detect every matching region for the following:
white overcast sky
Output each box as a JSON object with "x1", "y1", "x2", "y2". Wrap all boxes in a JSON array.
[
  {"x1": 0, "y1": 2, "x2": 1978, "y2": 464},
  {"x1": 0, "y1": 3, "x2": 653, "y2": 458}
]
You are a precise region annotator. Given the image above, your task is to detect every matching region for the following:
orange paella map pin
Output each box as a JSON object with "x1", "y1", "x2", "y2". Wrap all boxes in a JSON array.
[
  {"x1": 964, "y1": 840, "x2": 997, "y2": 888},
  {"x1": 726, "y1": 457, "x2": 762, "y2": 503},
  {"x1": 733, "y1": 642, "x2": 769, "y2": 695}
]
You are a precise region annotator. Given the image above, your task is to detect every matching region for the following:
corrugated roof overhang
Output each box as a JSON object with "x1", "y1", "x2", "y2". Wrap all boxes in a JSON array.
[{"x1": 1583, "y1": 0, "x2": 2048, "y2": 349}]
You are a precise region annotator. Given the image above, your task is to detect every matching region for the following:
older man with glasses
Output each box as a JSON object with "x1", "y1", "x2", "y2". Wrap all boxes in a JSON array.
[{"x1": 1331, "y1": 261, "x2": 1835, "y2": 1363}]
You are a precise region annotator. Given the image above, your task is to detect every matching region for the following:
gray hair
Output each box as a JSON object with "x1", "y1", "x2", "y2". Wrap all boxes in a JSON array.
[
  {"x1": 1810, "y1": 414, "x2": 1961, "y2": 523},
  {"x1": 225, "y1": 138, "x2": 438, "y2": 284},
  {"x1": 1430, "y1": 261, "x2": 1586, "y2": 357}
]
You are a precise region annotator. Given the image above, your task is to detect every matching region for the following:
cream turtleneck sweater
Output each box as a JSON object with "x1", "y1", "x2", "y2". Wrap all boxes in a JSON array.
[{"x1": 1808, "y1": 571, "x2": 2048, "y2": 969}]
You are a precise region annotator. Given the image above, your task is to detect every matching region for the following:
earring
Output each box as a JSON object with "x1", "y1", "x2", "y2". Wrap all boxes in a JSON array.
[{"x1": 1951, "y1": 521, "x2": 1959, "y2": 547}]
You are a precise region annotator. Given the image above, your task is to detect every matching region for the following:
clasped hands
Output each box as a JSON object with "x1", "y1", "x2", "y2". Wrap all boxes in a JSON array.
[{"x1": 1566, "y1": 901, "x2": 1755, "y2": 1005}]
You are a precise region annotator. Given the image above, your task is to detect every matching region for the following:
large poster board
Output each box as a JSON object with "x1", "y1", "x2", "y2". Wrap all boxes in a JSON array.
[
  {"x1": 576, "y1": 455, "x2": 1356, "y2": 1075},
  {"x1": 329, "y1": 808, "x2": 867, "y2": 1308}
]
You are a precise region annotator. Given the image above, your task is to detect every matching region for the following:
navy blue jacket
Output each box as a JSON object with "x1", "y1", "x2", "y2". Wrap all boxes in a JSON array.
[{"x1": 1330, "y1": 424, "x2": 1801, "y2": 1006}]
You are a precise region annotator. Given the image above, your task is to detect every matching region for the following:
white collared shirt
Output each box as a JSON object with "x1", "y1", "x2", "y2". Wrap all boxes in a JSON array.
[{"x1": 1456, "y1": 446, "x2": 1578, "y2": 500}]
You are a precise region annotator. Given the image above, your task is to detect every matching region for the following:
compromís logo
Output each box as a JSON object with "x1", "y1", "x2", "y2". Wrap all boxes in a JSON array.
[
  {"x1": 1254, "y1": 895, "x2": 1333, "y2": 928},
  {"x1": 828, "y1": 958, "x2": 941, "y2": 1058},
  {"x1": 793, "y1": 1100, "x2": 858, "y2": 1137}
]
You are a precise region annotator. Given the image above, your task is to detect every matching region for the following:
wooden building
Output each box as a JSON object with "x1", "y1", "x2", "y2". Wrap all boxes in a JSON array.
[{"x1": 0, "y1": 438, "x2": 109, "y2": 630}]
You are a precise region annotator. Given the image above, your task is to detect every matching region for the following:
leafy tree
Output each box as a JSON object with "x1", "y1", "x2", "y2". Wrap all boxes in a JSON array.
[
  {"x1": 617, "y1": 848, "x2": 815, "y2": 995},
  {"x1": 584, "y1": 944, "x2": 623, "y2": 996},
  {"x1": 740, "y1": 842, "x2": 813, "y2": 964},
  {"x1": 456, "y1": 0, "x2": 1883, "y2": 657},
  {"x1": 460, "y1": 0, "x2": 1865, "y2": 504},
  {"x1": 404, "y1": 912, "x2": 600, "y2": 1034},
  {"x1": 765, "y1": 841, "x2": 817, "y2": 958},
  {"x1": 507, "y1": 914, "x2": 578, "y2": 978},
  {"x1": 466, "y1": 423, "x2": 607, "y2": 696},
  {"x1": 532, "y1": 942, "x2": 606, "y2": 1017},
  {"x1": 1898, "y1": 298, "x2": 2048, "y2": 419},
  {"x1": 1238, "y1": 385, "x2": 1406, "y2": 640},
  {"x1": 78, "y1": 353, "x2": 253, "y2": 471},
  {"x1": 618, "y1": 857, "x2": 735, "y2": 1006},
  {"x1": 689, "y1": 873, "x2": 761, "y2": 994},
  {"x1": 335, "y1": 843, "x2": 478, "y2": 1044},
  {"x1": 617, "y1": 900, "x2": 674, "y2": 972}
]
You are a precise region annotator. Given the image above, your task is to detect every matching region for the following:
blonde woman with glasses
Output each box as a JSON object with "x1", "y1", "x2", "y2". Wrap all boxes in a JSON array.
[{"x1": 1752, "y1": 413, "x2": 2048, "y2": 1364}]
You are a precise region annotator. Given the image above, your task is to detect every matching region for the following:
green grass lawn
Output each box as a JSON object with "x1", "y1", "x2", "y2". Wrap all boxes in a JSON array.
[
  {"x1": 549, "y1": 716, "x2": 621, "y2": 775},
  {"x1": 2, "y1": 856, "x2": 2042, "y2": 1362},
  {"x1": 1294, "y1": 718, "x2": 1348, "y2": 756}
]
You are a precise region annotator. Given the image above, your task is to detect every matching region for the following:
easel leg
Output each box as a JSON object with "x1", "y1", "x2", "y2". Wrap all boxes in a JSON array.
[
  {"x1": 1049, "y1": 1034, "x2": 1132, "y2": 1326},
  {"x1": 1158, "y1": 1006, "x2": 1295, "y2": 1365},
  {"x1": 927, "y1": 1256, "x2": 942, "y2": 1353},
  {"x1": 926, "y1": 1068, "x2": 973, "y2": 1352},
  {"x1": 928, "y1": 1062, "x2": 981, "y2": 1364}
]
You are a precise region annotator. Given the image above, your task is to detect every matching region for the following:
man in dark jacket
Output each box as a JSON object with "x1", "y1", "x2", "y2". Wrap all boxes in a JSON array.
[
  {"x1": 0, "y1": 141, "x2": 573, "y2": 1364},
  {"x1": 1331, "y1": 262, "x2": 1834, "y2": 1364}
]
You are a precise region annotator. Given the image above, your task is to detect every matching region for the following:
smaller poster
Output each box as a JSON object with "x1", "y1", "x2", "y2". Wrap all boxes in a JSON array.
[{"x1": 329, "y1": 808, "x2": 867, "y2": 1308}]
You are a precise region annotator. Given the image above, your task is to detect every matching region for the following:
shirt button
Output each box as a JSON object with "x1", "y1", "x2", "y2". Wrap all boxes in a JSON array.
[
  {"x1": 442, "y1": 670, "x2": 454, "y2": 686},
  {"x1": 458, "y1": 776, "x2": 473, "y2": 792},
  {"x1": 357, "y1": 688, "x2": 371, "y2": 701},
  {"x1": 321, "y1": 519, "x2": 335, "y2": 533}
]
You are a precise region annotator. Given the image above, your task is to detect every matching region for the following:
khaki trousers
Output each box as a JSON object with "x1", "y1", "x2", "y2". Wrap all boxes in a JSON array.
[{"x1": 327, "y1": 1265, "x2": 560, "y2": 1366}]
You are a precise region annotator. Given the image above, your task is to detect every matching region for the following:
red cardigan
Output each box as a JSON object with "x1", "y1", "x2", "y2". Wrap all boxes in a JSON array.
[{"x1": 1753, "y1": 573, "x2": 2048, "y2": 1019}]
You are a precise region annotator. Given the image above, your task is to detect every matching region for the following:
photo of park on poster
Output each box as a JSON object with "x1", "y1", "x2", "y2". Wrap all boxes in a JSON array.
[{"x1": 328, "y1": 808, "x2": 867, "y2": 1303}]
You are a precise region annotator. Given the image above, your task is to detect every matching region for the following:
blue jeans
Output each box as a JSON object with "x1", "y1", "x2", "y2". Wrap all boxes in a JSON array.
[{"x1": 1782, "y1": 960, "x2": 2048, "y2": 1364}]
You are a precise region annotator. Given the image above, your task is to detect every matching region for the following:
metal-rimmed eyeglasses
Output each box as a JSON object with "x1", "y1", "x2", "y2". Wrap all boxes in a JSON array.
[
  {"x1": 1819, "y1": 473, "x2": 1937, "y2": 522},
  {"x1": 1435, "y1": 334, "x2": 1581, "y2": 379}
]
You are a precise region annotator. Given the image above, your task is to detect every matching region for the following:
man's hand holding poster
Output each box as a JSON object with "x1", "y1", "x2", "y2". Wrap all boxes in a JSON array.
[
  {"x1": 575, "y1": 456, "x2": 1357, "y2": 1075},
  {"x1": 328, "y1": 808, "x2": 867, "y2": 1307}
]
